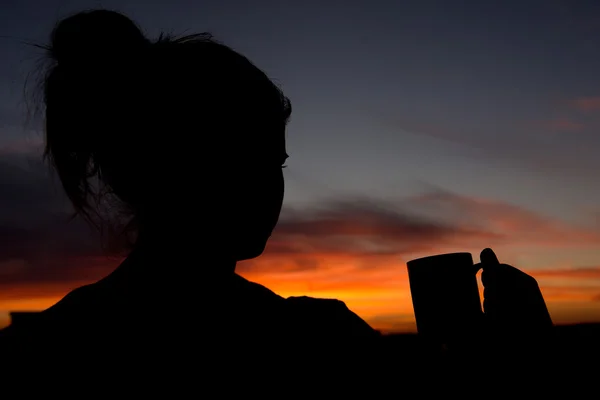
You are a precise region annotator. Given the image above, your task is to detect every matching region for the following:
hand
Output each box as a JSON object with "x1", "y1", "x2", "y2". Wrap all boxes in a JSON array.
[{"x1": 475, "y1": 248, "x2": 553, "y2": 343}]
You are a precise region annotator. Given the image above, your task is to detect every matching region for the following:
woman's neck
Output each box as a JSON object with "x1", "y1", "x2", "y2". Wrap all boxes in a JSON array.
[{"x1": 128, "y1": 230, "x2": 238, "y2": 277}]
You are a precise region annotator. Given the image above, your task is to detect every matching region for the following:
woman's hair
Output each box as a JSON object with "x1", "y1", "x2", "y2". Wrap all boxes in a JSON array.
[{"x1": 39, "y1": 9, "x2": 291, "y2": 238}]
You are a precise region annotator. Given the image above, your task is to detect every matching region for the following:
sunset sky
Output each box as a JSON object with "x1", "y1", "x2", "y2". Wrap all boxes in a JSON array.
[{"x1": 2, "y1": 0, "x2": 600, "y2": 333}]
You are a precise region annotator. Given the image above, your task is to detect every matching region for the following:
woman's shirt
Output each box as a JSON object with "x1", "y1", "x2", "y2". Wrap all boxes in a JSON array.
[{"x1": 0, "y1": 268, "x2": 380, "y2": 357}]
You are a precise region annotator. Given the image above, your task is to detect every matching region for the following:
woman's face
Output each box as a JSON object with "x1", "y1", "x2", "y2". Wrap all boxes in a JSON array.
[
  {"x1": 121, "y1": 88, "x2": 290, "y2": 262},
  {"x1": 229, "y1": 129, "x2": 288, "y2": 261}
]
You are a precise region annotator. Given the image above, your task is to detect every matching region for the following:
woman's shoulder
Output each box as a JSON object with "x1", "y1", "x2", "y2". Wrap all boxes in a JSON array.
[
  {"x1": 283, "y1": 295, "x2": 380, "y2": 338},
  {"x1": 230, "y1": 276, "x2": 379, "y2": 339},
  {"x1": 0, "y1": 283, "x2": 104, "y2": 345}
]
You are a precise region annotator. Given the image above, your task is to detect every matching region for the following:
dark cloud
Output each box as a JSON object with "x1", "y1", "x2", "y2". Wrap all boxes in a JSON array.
[
  {"x1": 380, "y1": 110, "x2": 600, "y2": 179},
  {"x1": 1, "y1": 152, "x2": 599, "y2": 296},
  {"x1": 0, "y1": 218, "x2": 100, "y2": 262},
  {"x1": 406, "y1": 188, "x2": 600, "y2": 247},
  {"x1": 0, "y1": 157, "x2": 104, "y2": 265},
  {"x1": 0, "y1": 154, "x2": 107, "y2": 289},
  {"x1": 571, "y1": 96, "x2": 600, "y2": 113},
  {"x1": 0, "y1": 156, "x2": 66, "y2": 221},
  {"x1": 0, "y1": 106, "x2": 29, "y2": 130},
  {"x1": 268, "y1": 187, "x2": 600, "y2": 261},
  {"x1": 269, "y1": 197, "x2": 500, "y2": 257}
]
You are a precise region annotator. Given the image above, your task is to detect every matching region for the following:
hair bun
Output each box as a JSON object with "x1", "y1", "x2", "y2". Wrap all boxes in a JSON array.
[{"x1": 50, "y1": 10, "x2": 148, "y2": 66}]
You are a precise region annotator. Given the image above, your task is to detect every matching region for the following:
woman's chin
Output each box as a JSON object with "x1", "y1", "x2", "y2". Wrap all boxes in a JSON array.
[{"x1": 235, "y1": 242, "x2": 268, "y2": 261}]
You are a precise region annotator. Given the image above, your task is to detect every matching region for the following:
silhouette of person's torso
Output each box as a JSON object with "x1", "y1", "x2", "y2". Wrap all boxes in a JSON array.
[{"x1": 0, "y1": 251, "x2": 379, "y2": 360}]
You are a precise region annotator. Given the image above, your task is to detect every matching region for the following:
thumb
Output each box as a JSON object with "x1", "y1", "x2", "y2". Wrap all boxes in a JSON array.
[
  {"x1": 480, "y1": 248, "x2": 500, "y2": 266},
  {"x1": 472, "y1": 248, "x2": 500, "y2": 274}
]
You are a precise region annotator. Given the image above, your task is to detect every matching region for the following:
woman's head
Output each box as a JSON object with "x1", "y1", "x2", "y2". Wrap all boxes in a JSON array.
[{"x1": 42, "y1": 10, "x2": 291, "y2": 260}]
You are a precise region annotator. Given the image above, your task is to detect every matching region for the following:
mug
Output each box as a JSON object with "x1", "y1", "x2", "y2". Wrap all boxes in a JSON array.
[{"x1": 407, "y1": 252, "x2": 483, "y2": 347}]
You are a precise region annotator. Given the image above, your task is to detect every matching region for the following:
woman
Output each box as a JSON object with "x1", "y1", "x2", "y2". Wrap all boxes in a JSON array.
[{"x1": 0, "y1": 10, "x2": 551, "y2": 356}]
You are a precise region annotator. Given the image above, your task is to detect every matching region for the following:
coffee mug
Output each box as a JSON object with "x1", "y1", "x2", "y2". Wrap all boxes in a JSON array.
[{"x1": 407, "y1": 252, "x2": 484, "y2": 346}]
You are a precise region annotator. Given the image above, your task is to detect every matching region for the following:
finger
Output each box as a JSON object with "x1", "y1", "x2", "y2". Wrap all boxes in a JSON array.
[
  {"x1": 481, "y1": 264, "x2": 508, "y2": 287},
  {"x1": 480, "y1": 249, "x2": 500, "y2": 286},
  {"x1": 480, "y1": 248, "x2": 500, "y2": 265}
]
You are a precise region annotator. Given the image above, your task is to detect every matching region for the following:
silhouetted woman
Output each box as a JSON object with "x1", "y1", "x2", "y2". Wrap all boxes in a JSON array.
[
  {"x1": 0, "y1": 10, "x2": 552, "y2": 360},
  {"x1": 1, "y1": 10, "x2": 380, "y2": 354}
]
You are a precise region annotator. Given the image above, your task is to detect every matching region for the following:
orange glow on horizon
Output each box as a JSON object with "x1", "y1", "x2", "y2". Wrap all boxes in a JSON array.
[
  {"x1": 2, "y1": 252, "x2": 600, "y2": 333},
  {"x1": 3, "y1": 189, "x2": 600, "y2": 331}
]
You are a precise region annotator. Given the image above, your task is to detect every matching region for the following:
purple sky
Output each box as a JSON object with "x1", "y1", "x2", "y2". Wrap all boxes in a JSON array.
[{"x1": 3, "y1": 1, "x2": 600, "y2": 216}]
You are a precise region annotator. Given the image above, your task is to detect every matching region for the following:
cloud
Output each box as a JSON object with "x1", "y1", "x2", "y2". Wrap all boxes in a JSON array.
[
  {"x1": 0, "y1": 256, "x2": 118, "y2": 301},
  {"x1": 533, "y1": 266, "x2": 600, "y2": 279},
  {"x1": 0, "y1": 157, "x2": 99, "y2": 255},
  {"x1": 281, "y1": 188, "x2": 600, "y2": 255},
  {"x1": 537, "y1": 118, "x2": 584, "y2": 132},
  {"x1": 0, "y1": 154, "x2": 111, "y2": 297},
  {"x1": 381, "y1": 109, "x2": 600, "y2": 180},
  {"x1": 0, "y1": 259, "x2": 28, "y2": 276},
  {"x1": 571, "y1": 96, "x2": 600, "y2": 112},
  {"x1": 266, "y1": 197, "x2": 501, "y2": 258},
  {"x1": 410, "y1": 190, "x2": 600, "y2": 248},
  {"x1": 0, "y1": 139, "x2": 43, "y2": 156},
  {"x1": 1, "y1": 153, "x2": 600, "y2": 331},
  {"x1": 1, "y1": 167, "x2": 599, "y2": 288},
  {"x1": 0, "y1": 157, "x2": 67, "y2": 223},
  {"x1": 515, "y1": 266, "x2": 600, "y2": 305}
]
